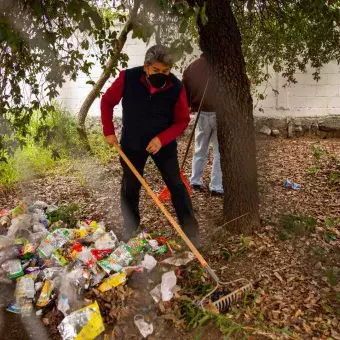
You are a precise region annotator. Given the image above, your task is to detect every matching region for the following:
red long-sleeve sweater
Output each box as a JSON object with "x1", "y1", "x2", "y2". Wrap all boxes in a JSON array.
[{"x1": 100, "y1": 70, "x2": 190, "y2": 146}]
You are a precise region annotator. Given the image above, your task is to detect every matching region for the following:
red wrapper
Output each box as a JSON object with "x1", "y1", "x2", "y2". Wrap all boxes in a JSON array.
[{"x1": 90, "y1": 249, "x2": 112, "y2": 261}]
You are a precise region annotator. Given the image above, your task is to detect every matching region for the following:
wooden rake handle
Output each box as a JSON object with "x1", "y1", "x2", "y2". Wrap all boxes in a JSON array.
[{"x1": 113, "y1": 142, "x2": 208, "y2": 268}]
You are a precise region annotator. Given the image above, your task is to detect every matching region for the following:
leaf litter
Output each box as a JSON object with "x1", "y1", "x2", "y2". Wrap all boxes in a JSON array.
[{"x1": 0, "y1": 138, "x2": 339, "y2": 339}]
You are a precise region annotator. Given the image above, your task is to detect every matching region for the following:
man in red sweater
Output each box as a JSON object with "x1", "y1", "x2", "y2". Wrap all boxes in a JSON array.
[{"x1": 101, "y1": 45, "x2": 201, "y2": 248}]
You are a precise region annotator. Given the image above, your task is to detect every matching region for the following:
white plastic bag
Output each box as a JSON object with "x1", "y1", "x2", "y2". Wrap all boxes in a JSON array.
[
  {"x1": 141, "y1": 254, "x2": 157, "y2": 272},
  {"x1": 161, "y1": 271, "x2": 177, "y2": 302},
  {"x1": 134, "y1": 315, "x2": 153, "y2": 338}
]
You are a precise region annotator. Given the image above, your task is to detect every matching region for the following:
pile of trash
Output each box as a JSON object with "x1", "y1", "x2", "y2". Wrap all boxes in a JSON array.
[{"x1": 0, "y1": 201, "x2": 194, "y2": 339}]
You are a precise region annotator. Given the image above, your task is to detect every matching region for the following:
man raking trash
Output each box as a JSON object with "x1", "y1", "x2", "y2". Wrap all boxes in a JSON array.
[
  {"x1": 100, "y1": 45, "x2": 201, "y2": 248},
  {"x1": 101, "y1": 45, "x2": 253, "y2": 312}
]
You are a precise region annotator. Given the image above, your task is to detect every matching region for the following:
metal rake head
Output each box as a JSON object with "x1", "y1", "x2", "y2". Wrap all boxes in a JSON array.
[
  {"x1": 200, "y1": 279, "x2": 253, "y2": 313},
  {"x1": 211, "y1": 282, "x2": 253, "y2": 312}
]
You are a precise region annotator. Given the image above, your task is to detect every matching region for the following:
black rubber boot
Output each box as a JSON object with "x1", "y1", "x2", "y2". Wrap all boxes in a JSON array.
[{"x1": 183, "y1": 223, "x2": 201, "y2": 250}]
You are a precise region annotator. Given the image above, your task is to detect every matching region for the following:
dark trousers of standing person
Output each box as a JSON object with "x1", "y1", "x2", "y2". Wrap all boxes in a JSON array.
[{"x1": 120, "y1": 143, "x2": 200, "y2": 246}]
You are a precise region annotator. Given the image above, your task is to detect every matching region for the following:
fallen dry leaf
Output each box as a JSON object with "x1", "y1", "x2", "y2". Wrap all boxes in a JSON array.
[{"x1": 274, "y1": 272, "x2": 284, "y2": 282}]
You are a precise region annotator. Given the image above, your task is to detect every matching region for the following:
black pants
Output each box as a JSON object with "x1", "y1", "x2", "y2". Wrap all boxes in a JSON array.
[{"x1": 120, "y1": 143, "x2": 199, "y2": 236}]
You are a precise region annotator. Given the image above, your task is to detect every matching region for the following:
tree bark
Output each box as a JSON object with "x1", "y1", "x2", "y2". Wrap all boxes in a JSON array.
[
  {"x1": 77, "y1": 1, "x2": 141, "y2": 151},
  {"x1": 192, "y1": 0, "x2": 260, "y2": 233}
]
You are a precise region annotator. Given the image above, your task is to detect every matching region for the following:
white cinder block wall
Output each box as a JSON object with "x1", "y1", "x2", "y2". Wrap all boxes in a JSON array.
[{"x1": 58, "y1": 33, "x2": 340, "y2": 118}]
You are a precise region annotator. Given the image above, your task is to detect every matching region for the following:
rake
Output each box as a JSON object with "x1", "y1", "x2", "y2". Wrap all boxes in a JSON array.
[
  {"x1": 158, "y1": 78, "x2": 210, "y2": 202},
  {"x1": 113, "y1": 142, "x2": 252, "y2": 312}
]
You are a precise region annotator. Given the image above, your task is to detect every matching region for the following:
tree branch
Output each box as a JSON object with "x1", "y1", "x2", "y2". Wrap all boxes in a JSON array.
[{"x1": 76, "y1": 0, "x2": 142, "y2": 151}]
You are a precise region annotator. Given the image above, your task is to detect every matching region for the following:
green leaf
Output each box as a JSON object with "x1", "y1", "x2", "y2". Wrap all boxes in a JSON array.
[
  {"x1": 86, "y1": 80, "x2": 96, "y2": 86},
  {"x1": 324, "y1": 230, "x2": 337, "y2": 243},
  {"x1": 200, "y1": 4, "x2": 208, "y2": 26},
  {"x1": 66, "y1": 1, "x2": 78, "y2": 18},
  {"x1": 326, "y1": 269, "x2": 338, "y2": 286},
  {"x1": 179, "y1": 19, "x2": 188, "y2": 34},
  {"x1": 183, "y1": 41, "x2": 193, "y2": 54},
  {"x1": 325, "y1": 217, "x2": 335, "y2": 228},
  {"x1": 81, "y1": 40, "x2": 89, "y2": 50},
  {"x1": 247, "y1": 0, "x2": 255, "y2": 12},
  {"x1": 132, "y1": 24, "x2": 142, "y2": 39},
  {"x1": 309, "y1": 167, "x2": 319, "y2": 175}
]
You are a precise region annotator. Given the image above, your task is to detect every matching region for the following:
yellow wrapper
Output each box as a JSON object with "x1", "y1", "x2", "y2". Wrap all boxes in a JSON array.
[
  {"x1": 89, "y1": 221, "x2": 98, "y2": 229},
  {"x1": 74, "y1": 301, "x2": 105, "y2": 340},
  {"x1": 70, "y1": 229, "x2": 89, "y2": 239},
  {"x1": 98, "y1": 272, "x2": 126, "y2": 292},
  {"x1": 36, "y1": 280, "x2": 53, "y2": 307}
]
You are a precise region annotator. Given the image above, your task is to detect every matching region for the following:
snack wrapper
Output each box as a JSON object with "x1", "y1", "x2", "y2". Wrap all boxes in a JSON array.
[
  {"x1": 113, "y1": 244, "x2": 133, "y2": 266},
  {"x1": 43, "y1": 267, "x2": 64, "y2": 280},
  {"x1": 14, "y1": 273, "x2": 37, "y2": 299},
  {"x1": 77, "y1": 247, "x2": 96, "y2": 267},
  {"x1": 90, "y1": 249, "x2": 112, "y2": 261},
  {"x1": 58, "y1": 301, "x2": 105, "y2": 340},
  {"x1": 36, "y1": 280, "x2": 53, "y2": 307},
  {"x1": 69, "y1": 242, "x2": 83, "y2": 259},
  {"x1": 5, "y1": 259, "x2": 24, "y2": 279},
  {"x1": 22, "y1": 240, "x2": 37, "y2": 257},
  {"x1": 14, "y1": 237, "x2": 25, "y2": 245},
  {"x1": 69, "y1": 229, "x2": 89, "y2": 240},
  {"x1": 98, "y1": 272, "x2": 127, "y2": 292},
  {"x1": 146, "y1": 238, "x2": 168, "y2": 254},
  {"x1": 37, "y1": 229, "x2": 71, "y2": 258},
  {"x1": 97, "y1": 254, "x2": 122, "y2": 274},
  {"x1": 97, "y1": 244, "x2": 132, "y2": 274},
  {"x1": 51, "y1": 250, "x2": 68, "y2": 266},
  {"x1": 90, "y1": 267, "x2": 106, "y2": 287},
  {"x1": 52, "y1": 229, "x2": 72, "y2": 248},
  {"x1": 21, "y1": 298, "x2": 33, "y2": 316},
  {"x1": 24, "y1": 267, "x2": 40, "y2": 275},
  {"x1": 94, "y1": 231, "x2": 118, "y2": 250},
  {"x1": 86, "y1": 227, "x2": 106, "y2": 243},
  {"x1": 127, "y1": 237, "x2": 148, "y2": 256}
]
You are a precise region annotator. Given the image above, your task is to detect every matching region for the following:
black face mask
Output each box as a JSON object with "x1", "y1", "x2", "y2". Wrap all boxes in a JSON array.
[{"x1": 148, "y1": 73, "x2": 168, "y2": 89}]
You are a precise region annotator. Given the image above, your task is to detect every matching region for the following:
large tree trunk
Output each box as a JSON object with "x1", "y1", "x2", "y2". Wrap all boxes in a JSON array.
[
  {"x1": 193, "y1": 0, "x2": 260, "y2": 233},
  {"x1": 77, "y1": 1, "x2": 141, "y2": 151}
]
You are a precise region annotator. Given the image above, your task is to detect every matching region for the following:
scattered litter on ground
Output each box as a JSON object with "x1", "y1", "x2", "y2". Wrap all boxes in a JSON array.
[
  {"x1": 98, "y1": 272, "x2": 126, "y2": 292},
  {"x1": 284, "y1": 178, "x2": 302, "y2": 190},
  {"x1": 58, "y1": 295, "x2": 70, "y2": 316},
  {"x1": 0, "y1": 200, "x2": 208, "y2": 339},
  {"x1": 160, "y1": 271, "x2": 177, "y2": 302},
  {"x1": 140, "y1": 254, "x2": 157, "y2": 271},
  {"x1": 162, "y1": 251, "x2": 195, "y2": 266},
  {"x1": 134, "y1": 314, "x2": 154, "y2": 338},
  {"x1": 58, "y1": 301, "x2": 105, "y2": 340},
  {"x1": 150, "y1": 284, "x2": 162, "y2": 303}
]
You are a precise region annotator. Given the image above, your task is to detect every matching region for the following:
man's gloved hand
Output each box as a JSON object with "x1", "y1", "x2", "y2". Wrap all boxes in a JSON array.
[
  {"x1": 105, "y1": 134, "x2": 118, "y2": 147},
  {"x1": 146, "y1": 137, "x2": 162, "y2": 155}
]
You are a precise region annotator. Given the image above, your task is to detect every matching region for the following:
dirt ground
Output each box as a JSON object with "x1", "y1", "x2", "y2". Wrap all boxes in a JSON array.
[{"x1": 0, "y1": 137, "x2": 339, "y2": 339}]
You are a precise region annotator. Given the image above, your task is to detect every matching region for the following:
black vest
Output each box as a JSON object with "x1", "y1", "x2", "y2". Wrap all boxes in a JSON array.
[{"x1": 121, "y1": 67, "x2": 182, "y2": 150}]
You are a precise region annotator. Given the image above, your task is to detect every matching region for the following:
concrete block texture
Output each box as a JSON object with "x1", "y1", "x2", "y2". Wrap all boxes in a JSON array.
[{"x1": 56, "y1": 34, "x2": 340, "y2": 118}]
